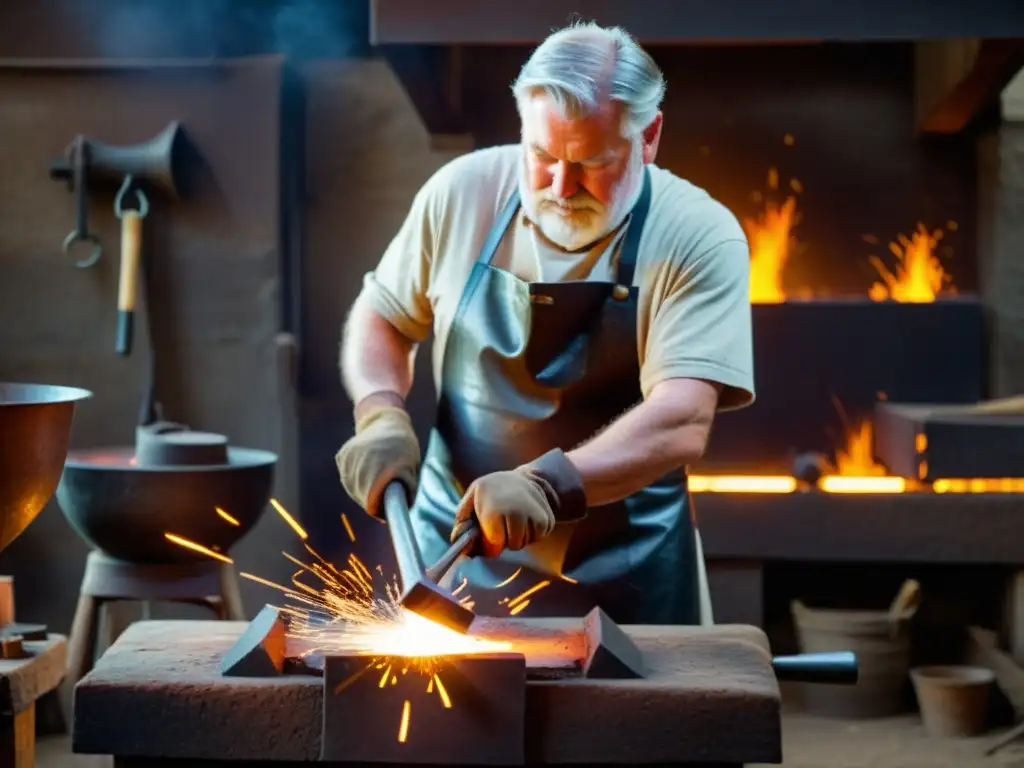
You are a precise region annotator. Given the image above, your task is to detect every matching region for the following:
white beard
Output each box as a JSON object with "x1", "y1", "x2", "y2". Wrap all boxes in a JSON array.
[{"x1": 519, "y1": 142, "x2": 644, "y2": 252}]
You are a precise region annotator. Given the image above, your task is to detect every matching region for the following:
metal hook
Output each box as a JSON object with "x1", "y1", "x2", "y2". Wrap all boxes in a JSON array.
[
  {"x1": 114, "y1": 174, "x2": 149, "y2": 220},
  {"x1": 63, "y1": 230, "x2": 103, "y2": 269}
]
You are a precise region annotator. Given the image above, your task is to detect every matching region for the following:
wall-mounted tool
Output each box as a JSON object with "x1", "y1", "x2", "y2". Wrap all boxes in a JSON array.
[{"x1": 48, "y1": 122, "x2": 185, "y2": 355}]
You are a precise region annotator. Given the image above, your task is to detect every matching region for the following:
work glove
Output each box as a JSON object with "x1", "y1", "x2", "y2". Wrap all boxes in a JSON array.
[
  {"x1": 451, "y1": 448, "x2": 588, "y2": 558},
  {"x1": 336, "y1": 403, "x2": 420, "y2": 517}
]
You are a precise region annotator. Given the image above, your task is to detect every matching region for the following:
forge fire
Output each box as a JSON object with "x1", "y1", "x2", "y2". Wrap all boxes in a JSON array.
[{"x1": 743, "y1": 137, "x2": 958, "y2": 305}]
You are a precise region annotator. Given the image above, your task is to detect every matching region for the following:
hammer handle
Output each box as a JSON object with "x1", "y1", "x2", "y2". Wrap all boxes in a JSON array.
[
  {"x1": 425, "y1": 522, "x2": 480, "y2": 584},
  {"x1": 116, "y1": 211, "x2": 143, "y2": 356},
  {"x1": 382, "y1": 482, "x2": 427, "y2": 592}
]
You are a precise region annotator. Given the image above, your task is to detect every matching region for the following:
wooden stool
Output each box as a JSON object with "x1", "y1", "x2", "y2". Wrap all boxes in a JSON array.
[{"x1": 64, "y1": 551, "x2": 246, "y2": 705}]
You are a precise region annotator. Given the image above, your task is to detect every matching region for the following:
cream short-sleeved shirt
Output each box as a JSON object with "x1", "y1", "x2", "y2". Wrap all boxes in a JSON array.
[{"x1": 363, "y1": 144, "x2": 755, "y2": 411}]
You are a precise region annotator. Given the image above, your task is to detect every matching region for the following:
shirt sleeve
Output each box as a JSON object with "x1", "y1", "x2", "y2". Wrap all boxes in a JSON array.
[
  {"x1": 361, "y1": 175, "x2": 443, "y2": 343},
  {"x1": 640, "y1": 238, "x2": 755, "y2": 411}
]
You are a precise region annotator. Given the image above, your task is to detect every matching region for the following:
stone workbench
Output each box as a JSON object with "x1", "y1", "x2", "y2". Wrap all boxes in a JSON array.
[{"x1": 73, "y1": 620, "x2": 781, "y2": 766}]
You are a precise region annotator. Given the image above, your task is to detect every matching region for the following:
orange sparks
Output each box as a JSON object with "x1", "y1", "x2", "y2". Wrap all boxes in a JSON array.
[
  {"x1": 164, "y1": 490, "x2": 545, "y2": 748},
  {"x1": 433, "y1": 674, "x2": 452, "y2": 708},
  {"x1": 451, "y1": 577, "x2": 469, "y2": 596},
  {"x1": 163, "y1": 533, "x2": 233, "y2": 564},
  {"x1": 340, "y1": 513, "x2": 356, "y2": 542},
  {"x1": 508, "y1": 579, "x2": 550, "y2": 611},
  {"x1": 509, "y1": 600, "x2": 530, "y2": 616},
  {"x1": 494, "y1": 568, "x2": 521, "y2": 589},
  {"x1": 270, "y1": 498, "x2": 308, "y2": 540},
  {"x1": 333, "y1": 660, "x2": 375, "y2": 694},
  {"x1": 216, "y1": 507, "x2": 240, "y2": 526},
  {"x1": 397, "y1": 700, "x2": 411, "y2": 743},
  {"x1": 868, "y1": 223, "x2": 952, "y2": 303}
]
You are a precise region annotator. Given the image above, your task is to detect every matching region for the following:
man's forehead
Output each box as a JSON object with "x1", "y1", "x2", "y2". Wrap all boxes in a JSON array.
[{"x1": 520, "y1": 93, "x2": 626, "y2": 156}]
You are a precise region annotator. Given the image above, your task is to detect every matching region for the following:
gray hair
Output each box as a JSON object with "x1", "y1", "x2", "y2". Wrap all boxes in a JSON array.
[{"x1": 511, "y1": 21, "x2": 666, "y2": 137}]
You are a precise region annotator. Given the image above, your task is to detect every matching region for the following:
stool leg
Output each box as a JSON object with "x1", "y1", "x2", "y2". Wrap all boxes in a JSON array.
[
  {"x1": 63, "y1": 593, "x2": 100, "y2": 721},
  {"x1": 218, "y1": 565, "x2": 247, "y2": 621},
  {"x1": 98, "y1": 600, "x2": 134, "y2": 655}
]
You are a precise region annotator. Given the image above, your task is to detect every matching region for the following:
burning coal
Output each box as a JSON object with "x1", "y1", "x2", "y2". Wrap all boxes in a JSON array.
[{"x1": 164, "y1": 499, "x2": 555, "y2": 743}]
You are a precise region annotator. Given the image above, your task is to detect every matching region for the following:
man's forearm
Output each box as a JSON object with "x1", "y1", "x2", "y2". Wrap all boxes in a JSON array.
[
  {"x1": 565, "y1": 378, "x2": 721, "y2": 507},
  {"x1": 341, "y1": 292, "x2": 418, "y2": 415}
]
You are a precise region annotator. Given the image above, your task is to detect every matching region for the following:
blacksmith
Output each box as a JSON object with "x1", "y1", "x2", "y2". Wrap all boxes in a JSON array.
[{"x1": 336, "y1": 21, "x2": 754, "y2": 625}]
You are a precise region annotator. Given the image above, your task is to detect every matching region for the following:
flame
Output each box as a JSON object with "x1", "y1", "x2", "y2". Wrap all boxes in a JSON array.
[
  {"x1": 735, "y1": 135, "x2": 956, "y2": 303},
  {"x1": 745, "y1": 164, "x2": 801, "y2": 304},
  {"x1": 832, "y1": 421, "x2": 886, "y2": 477},
  {"x1": 868, "y1": 223, "x2": 953, "y2": 303}
]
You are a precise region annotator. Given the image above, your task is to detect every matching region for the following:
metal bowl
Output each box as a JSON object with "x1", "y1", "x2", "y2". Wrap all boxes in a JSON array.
[
  {"x1": 55, "y1": 446, "x2": 277, "y2": 564},
  {"x1": 0, "y1": 382, "x2": 92, "y2": 553}
]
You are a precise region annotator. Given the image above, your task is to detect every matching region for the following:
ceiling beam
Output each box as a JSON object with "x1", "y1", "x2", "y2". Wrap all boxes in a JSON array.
[
  {"x1": 915, "y1": 39, "x2": 1024, "y2": 134},
  {"x1": 371, "y1": 0, "x2": 1024, "y2": 45}
]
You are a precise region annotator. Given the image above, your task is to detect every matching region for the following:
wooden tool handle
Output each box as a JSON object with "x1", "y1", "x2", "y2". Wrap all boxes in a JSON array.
[{"x1": 116, "y1": 211, "x2": 143, "y2": 356}]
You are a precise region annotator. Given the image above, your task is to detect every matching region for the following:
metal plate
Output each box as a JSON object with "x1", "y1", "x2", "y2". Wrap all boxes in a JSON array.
[{"x1": 320, "y1": 652, "x2": 526, "y2": 764}]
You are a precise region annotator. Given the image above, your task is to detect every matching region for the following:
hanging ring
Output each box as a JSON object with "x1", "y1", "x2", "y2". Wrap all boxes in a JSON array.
[
  {"x1": 63, "y1": 230, "x2": 103, "y2": 269},
  {"x1": 114, "y1": 175, "x2": 149, "y2": 220}
]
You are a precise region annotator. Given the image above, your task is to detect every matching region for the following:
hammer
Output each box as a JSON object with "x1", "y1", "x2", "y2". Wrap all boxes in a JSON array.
[{"x1": 382, "y1": 482, "x2": 479, "y2": 633}]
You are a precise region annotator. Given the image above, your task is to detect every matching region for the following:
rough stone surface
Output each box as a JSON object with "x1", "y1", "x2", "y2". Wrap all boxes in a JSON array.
[
  {"x1": 73, "y1": 619, "x2": 780, "y2": 764},
  {"x1": 978, "y1": 122, "x2": 1024, "y2": 398},
  {"x1": 321, "y1": 653, "x2": 526, "y2": 764},
  {"x1": 0, "y1": 634, "x2": 66, "y2": 714}
]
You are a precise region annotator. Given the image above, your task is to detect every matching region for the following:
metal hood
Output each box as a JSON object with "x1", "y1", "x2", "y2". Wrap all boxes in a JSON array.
[
  {"x1": 371, "y1": 0, "x2": 1024, "y2": 45},
  {"x1": 368, "y1": 0, "x2": 1024, "y2": 144}
]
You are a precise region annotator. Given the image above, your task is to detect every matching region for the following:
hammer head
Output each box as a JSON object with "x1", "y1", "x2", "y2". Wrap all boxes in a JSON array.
[{"x1": 400, "y1": 578, "x2": 476, "y2": 634}]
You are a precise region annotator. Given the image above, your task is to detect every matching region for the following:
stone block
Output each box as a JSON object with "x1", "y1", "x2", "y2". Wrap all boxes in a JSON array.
[{"x1": 320, "y1": 653, "x2": 526, "y2": 764}]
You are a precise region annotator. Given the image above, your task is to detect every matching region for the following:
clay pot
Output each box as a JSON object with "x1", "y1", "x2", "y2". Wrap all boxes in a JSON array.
[{"x1": 910, "y1": 665, "x2": 994, "y2": 738}]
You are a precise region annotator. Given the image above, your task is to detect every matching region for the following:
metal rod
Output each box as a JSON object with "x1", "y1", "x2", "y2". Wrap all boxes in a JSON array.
[
  {"x1": 771, "y1": 651, "x2": 859, "y2": 685},
  {"x1": 424, "y1": 522, "x2": 479, "y2": 584},
  {"x1": 382, "y1": 482, "x2": 426, "y2": 592}
]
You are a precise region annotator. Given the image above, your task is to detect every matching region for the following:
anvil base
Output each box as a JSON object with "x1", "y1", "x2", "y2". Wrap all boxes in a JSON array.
[{"x1": 73, "y1": 620, "x2": 782, "y2": 765}]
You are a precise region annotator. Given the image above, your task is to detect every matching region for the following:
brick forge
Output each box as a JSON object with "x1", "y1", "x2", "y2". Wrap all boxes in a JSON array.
[{"x1": 72, "y1": 614, "x2": 782, "y2": 766}]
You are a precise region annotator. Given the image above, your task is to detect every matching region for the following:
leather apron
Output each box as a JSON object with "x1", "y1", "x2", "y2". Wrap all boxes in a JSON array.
[{"x1": 409, "y1": 170, "x2": 707, "y2": 625}]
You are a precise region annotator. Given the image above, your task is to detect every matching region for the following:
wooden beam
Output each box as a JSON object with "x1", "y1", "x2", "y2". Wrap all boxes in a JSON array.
[{"x1": 916, "y1": 39, "x2": 1024, "y2": 135}]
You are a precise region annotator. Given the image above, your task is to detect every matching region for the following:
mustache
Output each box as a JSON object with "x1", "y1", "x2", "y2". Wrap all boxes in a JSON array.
[{"x1": 537, "y1": 193, "x2": 601, "y2": 211}]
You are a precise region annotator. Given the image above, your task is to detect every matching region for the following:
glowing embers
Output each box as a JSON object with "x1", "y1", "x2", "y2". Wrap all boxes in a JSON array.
[
  {"x1": 320, "y1": 652, "x2": 526, "y2": 764},
  {"x1": 690, "y1": 419, "x2": 1024, "y2": 495}
]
